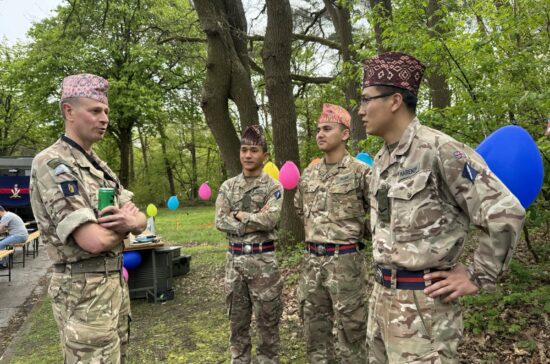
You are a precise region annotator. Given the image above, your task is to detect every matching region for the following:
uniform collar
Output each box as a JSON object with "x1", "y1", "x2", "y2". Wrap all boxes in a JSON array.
[
  {"x1": 235, "y1": 171, "x2": 267, "y2": 189},
  {"x1": 317, "y1": 151, "x2": 352, "y2": 179},
  {"x1": 59, "y1": 136, "x2": 118, "y2": 185},
  {"x1": 375, "y1": 118, "x2": 421, "y2": 174},
  {"x1": 394, "y1": 118, "x2": 421, "y2": 156}
]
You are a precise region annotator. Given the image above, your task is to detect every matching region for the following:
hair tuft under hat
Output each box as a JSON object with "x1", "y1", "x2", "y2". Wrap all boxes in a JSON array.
[{"x1": 241, "y1": 125, "x2": 267, "y2": 151}]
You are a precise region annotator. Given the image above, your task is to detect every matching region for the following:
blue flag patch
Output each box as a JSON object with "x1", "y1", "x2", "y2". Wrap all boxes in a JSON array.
[
  {"x1": 60, "y1": 180, "x2": 79, "y2": 197},
  {"x1": 462, "y1": 163, "x2": 478, "y2": 183}
]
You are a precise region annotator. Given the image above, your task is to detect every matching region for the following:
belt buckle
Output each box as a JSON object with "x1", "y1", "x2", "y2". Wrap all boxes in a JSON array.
[
  {"x1": 243, "y1": 244, "x2": 253, "y2": 254},
  {"x1": 375, "y1": 266, "x2": 384, "y2": 285},
  {"x1": 316, "y1": 245, "x2": 326, "y2": 255}
]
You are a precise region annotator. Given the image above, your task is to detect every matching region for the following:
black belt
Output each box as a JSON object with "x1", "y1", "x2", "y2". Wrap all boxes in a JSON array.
[
  {"x1": 374, "y1": 265, "x2": 446, "y2": 290},
  {"x1": 53, "y1": 256, "x2": 122, "y2": 274},
  {"x1": 306, "y1": 242, "x2": 364, "y2": 256},
  {"x1": 228, "y1": 241, "x2": 275, "y2": 255}
]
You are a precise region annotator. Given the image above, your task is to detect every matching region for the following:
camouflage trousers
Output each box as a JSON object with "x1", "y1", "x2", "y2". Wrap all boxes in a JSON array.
[
  {"x1": 224, "y1": 251, "x2": 283, "y2": 364},
  {"x1": 48, "y1": 270, "x2": 131, "y2": 364},
  {"x1": 298, "y1": 251, "x2": 367, "y2": 363},
  {"x1": 366, "y1": 282, "x2": 463, "y2": 363}
]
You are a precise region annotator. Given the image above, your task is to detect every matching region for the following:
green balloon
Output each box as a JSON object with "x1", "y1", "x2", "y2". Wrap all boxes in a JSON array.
[{"x1": 146, "y1": 203, "x2": 158, "y2": 217}]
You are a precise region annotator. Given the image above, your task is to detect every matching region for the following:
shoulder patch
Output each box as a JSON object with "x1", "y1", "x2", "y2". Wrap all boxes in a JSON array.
[
  {"x1": 54, "y1": 164, "x2": 71, "y2": 176},
  {"x1": 60, "y1": 180, "x2": 79, "y2": 197},
  {"x1": 462, "y1": 163, "x2": 478, "y2": 183},
  {"x1": 47, "y1": 158, "x2": 69, "y2": 169},
  {"x1": 274, "y1": 190, "x2": 282, "y2": 199}
]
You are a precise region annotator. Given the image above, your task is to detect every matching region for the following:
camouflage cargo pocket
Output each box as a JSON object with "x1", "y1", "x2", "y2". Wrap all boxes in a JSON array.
[
  {"x1": 388, "y1": 170, "x2": 449, "y2": 242},
  {"x1": 337, "y1": 290, "x2": 367, "y2": 344},
  {"x1": 73, "y1": 273, "x2": 122, "y2": 324},
  {"x1": 252, "y1": 253, "x2": 283, "y2": 301},
  {"x1": 64, "y1": 318, "x2": 119, "y2": 359},
  {"x1": 329, "y1": 178, "x2": 364, "y2": 219},
  {"x1": 250, "y1": 187, "x2": 267, "y2": 212},
  {"x1": 49, "y1": 273, "x2": 85, "y2": 319},
  {"x1": 302, "y1": 183, "x2": 319, "y2": 215}
]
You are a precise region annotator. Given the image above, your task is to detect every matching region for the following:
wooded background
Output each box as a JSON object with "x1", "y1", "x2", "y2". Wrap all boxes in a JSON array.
[{"x1": 1, "y1": 0, "x2": 548, "y2": 246}]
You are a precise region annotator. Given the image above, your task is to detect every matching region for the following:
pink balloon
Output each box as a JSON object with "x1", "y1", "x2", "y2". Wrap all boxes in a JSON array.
[
  {"x1": 279, "y1": 161, "x2": 301, "y2": 190},
  {"x1": 122, "y1": 267, "x2": 129, "y2": 282},
  {"x1": 198, "y1": 182, "x2": 212, "y2": 200}
]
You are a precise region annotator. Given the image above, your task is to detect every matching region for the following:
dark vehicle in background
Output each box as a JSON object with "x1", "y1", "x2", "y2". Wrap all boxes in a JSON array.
[{"x1": 0, "y1": 157, "x2": 34, "y2": 221}]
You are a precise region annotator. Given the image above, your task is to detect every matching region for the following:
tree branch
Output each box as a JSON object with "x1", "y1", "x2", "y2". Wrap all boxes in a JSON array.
[
  {"x1": 249, "y1": 58, "x2": 334, "y2": 84},
  {"x1": 158, "y1": 36, "x2": 206, "y2": 44},
  {"x1": 248, "y1": 33, "x2": 341, "y2": 50},
  {"x1": 304, "y1": 7, "x2": 327, "y2": 35}
]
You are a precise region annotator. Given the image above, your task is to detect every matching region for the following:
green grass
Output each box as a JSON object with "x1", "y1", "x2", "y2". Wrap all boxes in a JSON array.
[
  {"x1": 10, "y1": 296, "x2": 62, "y2": 364},
  {"x1": 9, "y1": 207, "x2": 548, "y2": 363},
  {"x1": 8, "y1": 207, "x2": 306, "y2": 363},
  {"x1": 153, "y1": 206, "x2": 224, "y2": 244}
]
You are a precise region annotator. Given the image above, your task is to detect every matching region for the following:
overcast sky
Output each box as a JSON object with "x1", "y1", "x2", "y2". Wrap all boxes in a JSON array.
[{"x1": 0, "y1": 0, "x2": 62, "y2": 45}]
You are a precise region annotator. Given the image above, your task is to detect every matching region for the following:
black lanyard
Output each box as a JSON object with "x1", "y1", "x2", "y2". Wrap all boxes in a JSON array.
[{"x1": 61, "y1": 135, "x2": 119, "y2": 187}]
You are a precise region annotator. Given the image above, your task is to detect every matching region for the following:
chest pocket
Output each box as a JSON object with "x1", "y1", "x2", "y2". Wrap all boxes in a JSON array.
[
  {"x1": 388, "y1": 170, "x2": 448, "y2": 242},
  {"x1": 250, "y1": 187, "x2": 267, "y2": 212},
  {"x1": 328, "y1": 175, "x2": 364, "y2": 220},
  {"x1": 303, "y1": 182, "x2": 320, "y2": 216},
  {"x1": 236, "y1": 187, "x2": 266, "y2": 213}
]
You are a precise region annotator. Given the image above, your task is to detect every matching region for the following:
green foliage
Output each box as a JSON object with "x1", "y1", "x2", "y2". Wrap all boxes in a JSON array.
[
  {"x1": 0, "y1": 43, "x2": 53, "y2": 155},
  {"x1": 9, "y1": 207, "x2": 306, "y2": 363},
  {"x1": 462, "y1": 261, "x2": 550, "y2": 336}
]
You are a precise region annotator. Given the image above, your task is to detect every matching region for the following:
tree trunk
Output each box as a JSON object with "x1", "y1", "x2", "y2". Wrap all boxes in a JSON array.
[
  {"x1": 117, "y1": 124, "x2": 132, "y2": 187},
  {"x1": 129, "y1": 139, "x2": 135, "y2": 183},
  {"x1": 426, "y1": 0, "x2": 451, "y2": 108},
  {"x1": 323, "y1": 1, "x2": 366, "y2": 151},
  {"x1": 156, "y1": 120, "x2": 176, "y2": 197},
  {"x1": 193, "y1": 0, "x2": 259, "y2": 177},
  {"x1": 263, "y1": 0, "x2": 305, "y2": 245},
  {"x1": 137, "y1": 125, "x2": 149, "y2": 173},
  {"x1": 189, "y1": 122, "x2": 198, "y2": 200},
  {"x1": 368, "y1": 0, "x2": 392, "y2": 53}
]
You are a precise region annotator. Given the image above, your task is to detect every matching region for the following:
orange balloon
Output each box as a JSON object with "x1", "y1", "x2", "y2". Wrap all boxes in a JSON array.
[{"x1": 308, "y1": 158, "x2": 321, "y2": 168}]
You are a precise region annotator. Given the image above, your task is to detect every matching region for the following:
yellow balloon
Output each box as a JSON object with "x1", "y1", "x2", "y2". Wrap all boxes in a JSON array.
[
  {"x1": 263, "y1": 162, "x2": 279, "y2": 180},
  {"x1": 146, "y1": 203, "x2": 158, "y2": 217}
]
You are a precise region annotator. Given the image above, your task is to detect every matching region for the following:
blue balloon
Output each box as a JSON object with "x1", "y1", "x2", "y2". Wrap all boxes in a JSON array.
[
  {"x1": 476, "y1": 125, "x2": 543, "y2": 208},
  {"x1": 123, "y1": 251, "x2": 142, "y2": 270},
  {"x1": 355, "y1": 152, "x2": 374, "y2": 166},
  {"x1": 167, "y1": 195, "x2": 179, "y2": 210}
]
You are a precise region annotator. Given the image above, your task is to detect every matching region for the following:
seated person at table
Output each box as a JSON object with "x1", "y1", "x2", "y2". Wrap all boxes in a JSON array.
[{"x1": 0, "y1": 205, "x2": 29, "y2": 268}]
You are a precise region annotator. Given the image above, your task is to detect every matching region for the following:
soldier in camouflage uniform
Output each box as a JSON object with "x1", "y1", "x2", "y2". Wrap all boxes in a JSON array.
[
  {"x1": 294, "y1": 104, "x2": 370, "y2": 363},
  {"x1": 358, "y1": 52, "x2": 526, "y2": 363},
  {"x1": 30, "y1": 74, "x2": 147, "y2": 364},
  {"x1": 215, "y1": 125, "x2": 284, "y2": 364}
]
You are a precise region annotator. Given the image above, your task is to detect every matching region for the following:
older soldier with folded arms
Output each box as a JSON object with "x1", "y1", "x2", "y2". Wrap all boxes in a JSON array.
[
  {"x1": 359, "y1": 52, "x2": 525, "y2": 363},
  {"x1": 294, "y1": 104, "x2": 370, "y2": 363},
  {"x1": 30, "y1": 74, "x2": 146, "y2": 363}
]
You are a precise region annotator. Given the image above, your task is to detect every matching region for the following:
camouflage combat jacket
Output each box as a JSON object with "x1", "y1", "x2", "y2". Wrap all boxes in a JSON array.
[
  {"x1": 215, "y1": 172, "x2": 283, "y2": 243},
  {"x1": 30, "y1": 137, "x2": 133, "y2": 264},
  {"x1": 370, "y1": 119, "x2": 525, "y2": 289},
  {"x1": 294, "y1": 153, "x2": 370, "y2": 244}
]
